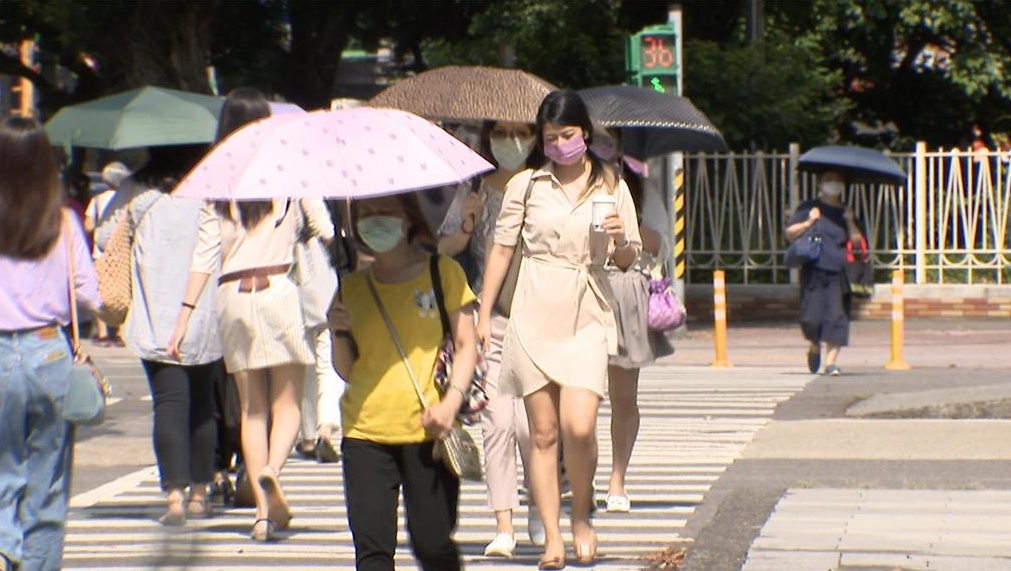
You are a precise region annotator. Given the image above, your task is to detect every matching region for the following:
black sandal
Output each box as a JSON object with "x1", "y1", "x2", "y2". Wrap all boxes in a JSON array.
[{"x1": 250, "y1": 518, "x2": 276, "y2": 542}]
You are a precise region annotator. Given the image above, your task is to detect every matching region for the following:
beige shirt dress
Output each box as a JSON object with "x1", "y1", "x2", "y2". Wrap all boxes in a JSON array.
[{"x1": 494, "y1": 166, "x2": 642, "y2": 398}]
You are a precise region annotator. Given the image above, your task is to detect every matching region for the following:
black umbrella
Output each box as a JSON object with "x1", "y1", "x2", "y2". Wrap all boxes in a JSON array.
[
  {"x1": 579, "y1": 85, "x2": 727, "y2": 159},
  {"x1": 797, "y1": 145, "x2": 906, "y2": 185}
]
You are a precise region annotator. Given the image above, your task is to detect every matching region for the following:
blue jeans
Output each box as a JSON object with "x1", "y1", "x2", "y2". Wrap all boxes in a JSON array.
[{"x1": 0, "y1": 327, "x2": 75, "y2": 571}]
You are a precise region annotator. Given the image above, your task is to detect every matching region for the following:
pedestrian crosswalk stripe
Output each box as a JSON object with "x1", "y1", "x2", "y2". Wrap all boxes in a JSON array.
[{"x1": 64, "y1": 368, "x2": 813, "y2": 570}]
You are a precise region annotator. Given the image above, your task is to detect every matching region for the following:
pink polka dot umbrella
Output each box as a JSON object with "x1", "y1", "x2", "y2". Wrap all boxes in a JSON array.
[{"x1": 173, "y1": 107, "x2": 493, "y2": 200}]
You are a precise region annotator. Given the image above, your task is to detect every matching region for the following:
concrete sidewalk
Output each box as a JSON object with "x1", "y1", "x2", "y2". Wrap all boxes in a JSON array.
[{"x1": 671, "y1": 318, "x2": 1011, "y2": 571}]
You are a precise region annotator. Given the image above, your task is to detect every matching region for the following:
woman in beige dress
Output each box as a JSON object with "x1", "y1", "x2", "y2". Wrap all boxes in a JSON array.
[
  {"x1": 166, "y1": 88, "x2": 335, "y2": 542},
  {"x1": 478, "y1": 90, "x2": 642, "y2": 569}
]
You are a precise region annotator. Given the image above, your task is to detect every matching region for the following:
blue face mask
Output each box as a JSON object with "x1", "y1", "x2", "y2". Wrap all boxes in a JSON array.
[{"x1": 357, "y1": 215, "x2": 404, "y2": 253}]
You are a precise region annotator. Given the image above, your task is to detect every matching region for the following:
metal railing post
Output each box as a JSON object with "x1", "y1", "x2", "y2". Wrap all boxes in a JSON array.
[
  {"x1": 914, "y1": 141, "x2": 927, "y2": 284},
  {"x1": 788, "y1": 143, "x2": 800, "y2": 285}
]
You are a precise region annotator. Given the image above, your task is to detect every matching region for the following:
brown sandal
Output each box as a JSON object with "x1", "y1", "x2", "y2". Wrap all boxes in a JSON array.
[
  {"x1": 186, "y1": 497, "x2": 212, "y2": 519},
  {"x1": 158, "y1": 497, "x2": 186, "y2": 526}
]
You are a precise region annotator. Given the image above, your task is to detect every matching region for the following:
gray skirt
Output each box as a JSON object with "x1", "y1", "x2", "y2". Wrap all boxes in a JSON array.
[{"x1": 605, "y1": 269, "x2": 674, "y2": 369}]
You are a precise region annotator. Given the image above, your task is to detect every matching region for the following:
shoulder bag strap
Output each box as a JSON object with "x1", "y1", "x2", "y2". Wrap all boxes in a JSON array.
[
  {"x1": 364, "y1": 273, "x2": 431, "y2": 411},
  {"x1": 63, "y1": 211, "x2": 81, "y2": 354},
  {"x1": 429, "y1": 255, "x2": 451, "y2": 338}
]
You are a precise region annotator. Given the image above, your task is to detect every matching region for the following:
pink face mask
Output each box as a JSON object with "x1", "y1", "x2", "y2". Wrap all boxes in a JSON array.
[
  {"x1": 590, "y1": 137, "x2": 617, "y2": 162},
  {"x1": 544, "y1": 135, "x2": 587, "y2": 166}
]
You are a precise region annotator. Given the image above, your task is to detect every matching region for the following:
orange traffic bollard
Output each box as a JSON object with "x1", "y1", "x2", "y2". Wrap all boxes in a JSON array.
[
  {"x1": 885, "y1": 269, "x2": 911, "y2": 370},
  {"x1": 711, "y1": 270, "x2": 732, "y2": 367}
]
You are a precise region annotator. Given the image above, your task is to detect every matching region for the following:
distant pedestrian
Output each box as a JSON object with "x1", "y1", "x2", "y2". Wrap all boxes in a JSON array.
[
  {"x1": 83, "y1": 161, "x2": 130, "y2": 346},
  {"x1": 0, "y1": 116, "x2": 104, "y2": 571},
  {"x1": 116, "y1": 145, "x2": 225, "y2": 526},
  {"x1": 329, "y1": 193, "x2": 477, "y2": 571},
  {"x1": 438, "y1": 119, "x2": 543, "y2": 555},
  {"x1": 478, "y1": 90, "x2": 642, "y2": 568},
  {"x1": 166, "y1": 87, "x2": 336, "y2": 541},
  {"x1": 785, "y1": 170, "x2": 864, "y2": 375}
]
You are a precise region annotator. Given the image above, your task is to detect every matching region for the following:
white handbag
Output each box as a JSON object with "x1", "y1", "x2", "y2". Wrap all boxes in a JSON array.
[{"x1": 291, "y1": 235, "x2": 339, "y2": 329}]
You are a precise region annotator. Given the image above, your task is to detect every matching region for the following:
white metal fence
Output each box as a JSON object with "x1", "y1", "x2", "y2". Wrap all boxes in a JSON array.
[{"x1": 682, "y1": 143, "x2": 1011, "y2": 285}]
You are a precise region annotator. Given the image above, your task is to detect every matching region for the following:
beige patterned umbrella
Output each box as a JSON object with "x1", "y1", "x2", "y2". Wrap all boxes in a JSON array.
[{"x1": 368, "y1": 66, "x2": 557, "y2": 125}]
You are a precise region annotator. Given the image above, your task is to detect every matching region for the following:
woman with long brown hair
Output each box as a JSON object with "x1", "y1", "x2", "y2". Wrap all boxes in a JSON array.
[
  {"x1": 167, "y1": 87, "x2": 335, "y2": 541},
  {"x1": 0, "y1": 117, "x2": 103, "y2": 571}
]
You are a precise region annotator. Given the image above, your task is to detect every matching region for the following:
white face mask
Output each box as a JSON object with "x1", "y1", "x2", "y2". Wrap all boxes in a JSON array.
[
  {"x1": 490, "y1": 135, "x2": 535, "y2": 172},
  {"x1": 820, "y1": 181, "x2": 844, "y2": 197}
]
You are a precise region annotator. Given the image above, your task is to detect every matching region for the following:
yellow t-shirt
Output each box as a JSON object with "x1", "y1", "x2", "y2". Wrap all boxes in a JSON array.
[{"x1": 340, "y1": 255, "x2": 477, "y2": 444}]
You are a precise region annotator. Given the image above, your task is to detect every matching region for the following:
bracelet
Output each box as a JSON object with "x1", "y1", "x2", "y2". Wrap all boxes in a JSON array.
[
  {"x1": 615, "y1": 235, "x2": 631, "y2": 249},
  {"x1": 181, "y1": 302, "x2": 196, "y2": 310},
  {"x1": 447, "y1": 384, "x2": 468, "y2": 399}
]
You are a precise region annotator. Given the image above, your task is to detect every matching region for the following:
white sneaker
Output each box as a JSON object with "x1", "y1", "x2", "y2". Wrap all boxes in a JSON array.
[
  {"x1": 606, "y1": 494, "x2": 631, "y2": 513},
  {"x1": 483, "y1": 532, "x2": 516, "y2": 557},
  {"x1": 527, "y1": 505, "x2": 545, "y2": 546}
]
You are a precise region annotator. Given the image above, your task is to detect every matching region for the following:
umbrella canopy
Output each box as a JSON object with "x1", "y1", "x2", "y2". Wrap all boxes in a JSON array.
[
  {"x1": 797, "y1": 145, "x2": 906, "y2": 185},
  {"x1": 45, "y1": 86, "x2": 223, "y2": 150},
  {"x1": 579, "y1": 85, "x2": 727, "y2": 159},
  {"x1": 173, "y1": 108, "x2": 494, "y2": 201},
  {"x1": 368, "y1": 66, "x2": 557, "y2": 125}
]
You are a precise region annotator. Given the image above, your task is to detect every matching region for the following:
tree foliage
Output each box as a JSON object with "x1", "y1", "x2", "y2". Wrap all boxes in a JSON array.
[
  {"x1": 422, "y1": 0, "x2": 626, "y2": 89},
  {"x1": 3, "y1": 0, "x2": 1011, "y2": 150}
]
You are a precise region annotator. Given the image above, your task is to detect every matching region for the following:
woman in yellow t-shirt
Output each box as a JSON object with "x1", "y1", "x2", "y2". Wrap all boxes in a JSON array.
[{"x1": 328, "y1": 193, "x2": 478, "y2": 571}]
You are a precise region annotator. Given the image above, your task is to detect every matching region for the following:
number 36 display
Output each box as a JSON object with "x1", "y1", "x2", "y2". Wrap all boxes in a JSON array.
[{"x1": 626, "y1": 25, "x2": 679, "y2": 95}]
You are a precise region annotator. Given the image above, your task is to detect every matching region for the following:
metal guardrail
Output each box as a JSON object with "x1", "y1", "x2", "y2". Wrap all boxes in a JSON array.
[{"x1": 683, "y1": 144, "x2": 1011, "y2": 285}]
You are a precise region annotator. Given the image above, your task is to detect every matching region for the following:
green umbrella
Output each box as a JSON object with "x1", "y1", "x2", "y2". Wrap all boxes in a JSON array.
[{"x1": 44, "y1": 86, "x2": 223, "y2": 150}]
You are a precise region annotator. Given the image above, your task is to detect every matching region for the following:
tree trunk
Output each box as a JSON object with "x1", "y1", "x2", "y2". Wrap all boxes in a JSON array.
[{"x1": 122, "y1": 1, "x2": 215, "y2": 93}]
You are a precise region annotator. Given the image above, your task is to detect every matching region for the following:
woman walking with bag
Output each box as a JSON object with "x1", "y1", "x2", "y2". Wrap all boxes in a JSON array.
[
  {"x1": 598, "y1": 160, "x2": 675, "y2": 513},
  {"x1": 438, "y1": 120, "x2": 544, "y2": 555},
  {"x1": 329, "y1": 193, "x2": 477, "y2": 571},
  {"x1": 785, "y1": 170, "x2": 864, "y2": 375},
  {"x1": 478, "y1": 90, "x2": 642, "y2": 568},
  {"x1": 0, "y1": 117, "x2": 104, "y2": 571},
  {"x1": 116, "y1": 146, "x2": 226, "y2": 525},
  {"x1": 167, "y1": 88, "x2": 335, "y2": 541}
]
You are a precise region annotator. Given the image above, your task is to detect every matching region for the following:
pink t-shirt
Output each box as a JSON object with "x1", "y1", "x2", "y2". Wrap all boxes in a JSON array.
[{"x1": 0, "y1": 210, "x2": 101, "y2": 330}]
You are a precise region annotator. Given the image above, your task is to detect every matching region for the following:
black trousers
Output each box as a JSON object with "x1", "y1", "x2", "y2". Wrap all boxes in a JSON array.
[
  {"x1": 141, "y1": 359, "x2": 222, "y2": 490},
  {"x1": 341, "y1": 437, "x2": 461, "y2": 571},
  {"x1": 213, "y1": 373, "x2": 242, "y2": 472},
  {"x1": 799, "y1": 267, "x2": 850, "y2": 347}
]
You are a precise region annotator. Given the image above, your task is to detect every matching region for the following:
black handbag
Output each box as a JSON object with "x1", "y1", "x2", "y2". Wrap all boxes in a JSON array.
[
  {"x1": 784, "y1": 222, "x2": 823, "y2": 268},
  {"x1": 843, "y1": 236, "x2": 874, "y2": 298}
]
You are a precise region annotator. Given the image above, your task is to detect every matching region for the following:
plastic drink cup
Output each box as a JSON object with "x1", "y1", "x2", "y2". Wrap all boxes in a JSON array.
[{"x1": 591, "y1": 195, "x2": 617, "y2": 231}]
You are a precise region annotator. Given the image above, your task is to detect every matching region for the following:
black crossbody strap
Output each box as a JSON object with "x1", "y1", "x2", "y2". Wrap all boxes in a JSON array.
[{"x1": 429, "y1": 255, "x2": 451, "y2": 338}]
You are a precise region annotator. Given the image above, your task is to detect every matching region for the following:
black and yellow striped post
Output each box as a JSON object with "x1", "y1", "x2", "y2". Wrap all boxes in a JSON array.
[
  {"x1": 671, "y1": 165, "x2": 686, "y2": 286},
  {"x1": 666, "y1": 152, "x2": 687, "y2": 334}
]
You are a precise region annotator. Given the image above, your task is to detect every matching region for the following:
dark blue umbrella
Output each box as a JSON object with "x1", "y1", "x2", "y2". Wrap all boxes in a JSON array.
[
  {"x1": 797, "y1": 145, "x2": 906, "y2": 185},
  {"x1": 579, "y1": 85, "x2": 727, "y2": 159}
]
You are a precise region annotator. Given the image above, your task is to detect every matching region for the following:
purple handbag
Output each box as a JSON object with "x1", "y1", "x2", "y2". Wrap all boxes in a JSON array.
[{"x1": 647, "y1": 276, "x2": 686, "y2": 331}]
